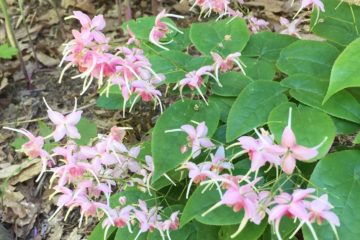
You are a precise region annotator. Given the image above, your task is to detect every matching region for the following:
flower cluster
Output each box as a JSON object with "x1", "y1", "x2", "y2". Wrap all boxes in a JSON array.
[
  {"x1": 102, "y1": 200, "x2": 179, "y2": 240},
  {"x1": 167, "y1": 108, "x2": 337, "y2": 239},
  {"x1": 149, "y1": 10, "x2": 184, "y2": 51},
  {"x1": 174, "y1": 52, "x2": 246, "y2": 104},
  {"x1": 59, "y1": 11, "x2": 165, "y2": 115},
  {"x1": 5, "y1": 101, "x2": 179, "y2": 240}
]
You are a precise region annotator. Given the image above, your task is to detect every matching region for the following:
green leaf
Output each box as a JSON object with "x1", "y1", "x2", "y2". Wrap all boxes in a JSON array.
[
  {"x1": 218, "y1": 220, "x2": 267, "y2": 240},
  {"x1": 96, "y1": 86, "x2": 138, "y2": 110},
  {"x1": 226, "y1": 81, "x2": 287, "y2": 142},
  {"x1": 310, "y1": 0, "x2": 360, "y2": 47},
  {"x1": 11, "y1": 137, "x2": 27, "y2": 150},
  {"x1": 212, "y1": 72, "x2": 252, "y2": 97},
  {"x1": 276, "y1": 40, "x2": 340, "y2": 78},
  {"x1": 88, "y1": 222, "x2": 115, "y2": 240},
  {"x1": 242, "y1": 32, "x2": 297, "y2": 61},
  {"x1": 208, "y1": 96, "x2": 235, "y2": 123},
  {"x1": 241, "y1": 57, "x2": 276, "y2": 81},
  {"x1": 190, "y1": 18, "x2": 250, "y2": 55},
  {"x1": 193, "y1": 221, "x2": 220, "y2": 240},
  {"x1": 323, "y1": 38, "x2": 360, "y2": 102},
  {"x1": 151, "y1": 100, "x2": 220, "y2": 182},
  {"x1": 303, "y1": 150, "x2": 360, "y2": 240},
  {"x1": 180, "y1": 185, "x2": 244, "y2": 226},
  {"x1": 332, "y1": 117, "x2": 360, "y2": 135},
  {"x1": 281, "y1": 74, "x2": 360, "y2": 123},
  {"x1": 0, "y1": 44, "x2": 17, "y2": 59},
  {"x1": 354, "y1": 131, "x2": 360, "y2": 144},
  {"x1": 268, "y1": 103, "x2": 336, "y2": 161},
  {"x1": 76, "y1": 118, "x2": 97, "y2": 145}
]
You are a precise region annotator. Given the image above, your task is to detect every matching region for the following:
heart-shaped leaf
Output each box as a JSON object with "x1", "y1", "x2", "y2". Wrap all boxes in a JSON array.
[
  {"x1": 226, "y1": 81, "x2": 288, "y2": 142},
  {"x1": 310, "y1": 0, "x2": 360, "y2": 47},
  {"x1": 277, "y1": 40, "x2": 340, "y2": 78},
  {"x1": 268, "y1": 103, "x2": 336, "y2": 161},
  {"x1": 151, "y1": 100, "x2": 220, "y2": 182},
  {"x1": 190, "y1": 18, "x2": 250, "y2": 55},
  {"x1": 303, "y1": 150, "x2": 360, "y2": 240},
  {"x1": 212, "y1": 72, "x2": 252, "y2": 97},
  {"x1": 324, "y1": 38, "x2": 360, "y2": 102},
  {"x1": 242, "y1": 32, "x2": 297, "y2": 61},
  {"x1": 241, "y1": 57, "x2": 276, "y2": 81},
  {"x1": 281, "y1": 74, "x2": 360, "y2": 123}
]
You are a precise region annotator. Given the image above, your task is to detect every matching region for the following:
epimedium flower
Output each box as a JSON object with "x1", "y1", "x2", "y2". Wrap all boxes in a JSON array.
[
  {"x1": 279, "y1": 17, "x2": 302, "y2": 38},
  {"x1": 269, "y1": 188, "x2": 316, "y2": 240},
  {"x1": 149, "y1": 9, "x2": 184, "y2": 51},
  {"x1": 271, "y1": 108, "x2": 325, "y2": 175},
  {"x1": 296, "y1": 0, "x2": 325, "y2": 16},
  {"x1": 174, "y1": 66, "x2": 215, "y2": 104},
  {"x1": 43, "y1": 98, "x2": 83, "y2": 142},
  {"x1": 211, "y1": 52, "x2": 246, "y2": 87},
  {"x1": 166, "y1": 121, "x2": 215, "y2": 158},
  {"x1": 210, "y1": 146, "x2": 233, "y2": 173}
]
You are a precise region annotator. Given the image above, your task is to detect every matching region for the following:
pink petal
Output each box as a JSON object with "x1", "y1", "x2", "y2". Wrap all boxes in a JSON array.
[
  {"x1": 181, "y1": 124, "x2": 196, "y2": 138},
  {"x1": 73, "y1": 11, "x2": 91, "y2": 28},
  {"x1": 289, "y1": 203, "x2": 309, "y2": 221},
  {"x1": 238, "y1": 136, "x2": 259, "y2": 151},
  {"x1": 292, "y1": 145, "x2": 318, "y2": 161},
  {"x1": 48, "y1": 110, "x2": 65, "y2": 125},
  {"x1": 196, "y1": 122, "x2": 208, "y2": 137},
  {"x1": 292, "y1": 188, "x2": 315, "y2": 202},
  {"x1": 281, "y1": 154, "x2": 296, "y2": 175},
  {"x1": 268, "y1": 205, "x2": 288, "y2": 221},
  {"x1": 66, "y1": 125, "x2": 81, "y2": 139},
  {"x1": 91, "y1": 15, "x2": 106, "y2": 30},
  {"x1": 199, "y1": 138, "x2": 214, "y2": 148},
  {"x1": 65, "y1": 111, "x2": 82, "y2": 125},
  {"x1": 322, "y1": 211, "x2": 340, "y2": 226},
  {"x1": 281, "y1": 126, "x2": 297, "y2": 148},
  {"x1": 53, "y1": 125, "x2": 67, "y2": 142},
  {"x1": 250, "y1": 152, "x2": 266, "y2": 171}
]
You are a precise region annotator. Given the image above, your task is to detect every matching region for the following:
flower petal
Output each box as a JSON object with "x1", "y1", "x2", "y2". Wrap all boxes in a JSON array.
[
  {"x1": 281, "y1": 126, "x2": 296, "y2": 148},
  {"x1": 292, "y1": 145, "x2": 318, "y2": 161}
]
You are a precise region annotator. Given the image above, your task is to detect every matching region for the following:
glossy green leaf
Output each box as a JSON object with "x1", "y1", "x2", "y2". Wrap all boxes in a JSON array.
[
  {"x1": 76, "y1": 118, "x2": 97, "y2": 145},
  {"x1": 96, "y1": 86, "x2": 137, "y2": 110},
  {"x1": 324, "y1": 38, "x2": 360, "y2": 102},
  {"x1": 354, "y1": 131, "x2": 360, "y2": 144},
  {"x1": 0, "y1": 44, "x2": 17, "y2": 59},
  {"x1": 226, "y1": 81, "x2": 287, "y2": 142},
  {"x1": 310, "y1": 0, "x2": 360, "y2": 47},
  {"x1": 303, "y1": 150, "x2": 360, "y2": 240},
  {"x1": 242, "y1": 32, "x2": 297, "y2": 61},
  {"x1": 208, "y1": 96, "x2": 235, "y2": 123},
  {"x1": 193, "y1": 221, "x2": 220, "y2": 240},
  {"x1": 151, "y1": 100, "x2": 220, "y2": 182},
  {"x1": 241, "y1": 57, "x2": 276, "y2": 81},
  {"x1": 218, "y1": 220, "x2": 267, "y2": 240},
  {"x1": 268, "y1": 103, "x2": 336, "y2": 161},
  {"x1": 180, "y1": 185, "x2": 244, "y2": 226},
  {"x1": 281, "y1": 74, "x2": 360, "y2": 123},
  {"x1": 212, "y1": 72, "x2": 252, "y2": 97},
  {"x1": 276, "y1": 40, "x2": 340, "y2": 78},
  {"x1": 332, "y1": 117, "x2": 360, "y2": 135},
  {"x1": 190, "y1": 18, "x2": 250, "y2": 55},
  {"x1": 88, "y1": 221, "x2": 115, "y2": 240}
]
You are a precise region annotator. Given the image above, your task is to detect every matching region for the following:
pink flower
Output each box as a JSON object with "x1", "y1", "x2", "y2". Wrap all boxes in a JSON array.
[
  {"x1": 211, "y1": 52, "x2": 246, "y2": 86},
  {"x1": 126, "y1": 26, "x2": 140, "y2": 46},
  {"x1": 273, "y1": 108, "x2": 322, "y2": 174},
  {"x1": 69, "y1": 11, "x2": 107, "y2": 43},
  {"x1": 307, "y1": 194, "x2": 340, "y2": 227},
  {"x1": 246, "y1": 16, "x2": 269, "y2": 33},
  {"x1": 149, "y1": 10, "x2": 184, "y2": 51},
  {"x1": 178, "y1": 121, "x2": 215, "y2": 158},
  {"x1": 269, "y1": 188, "x2": 315, "y2": 240},
  {"x1": 210, "y1": 146, "x2": 233, "y2": 172},
  {"x1": 279, "y1": 17, "x2": 302, "y2": 38},
  {"x1": 299, "y1": 0, "x2": 325, "y2": 13},
  {"x1": 44, "y1": 98, "x2": 82, "y2": 142},
  {"x1": 131, "y1": 80, "x2": 163, "y2": 113},
  {"x1": 189, "y1": 0, "x2": 232, "y2": 19},
  {"x1": 176, "y1": 66, "x2": 215, "y2": 104},
  {"x1": 161, "y1": 211, "x2": 180, "y2": 239},
  {"x1": 201, "y1": 177, "x2": 261, "y2": 238}
]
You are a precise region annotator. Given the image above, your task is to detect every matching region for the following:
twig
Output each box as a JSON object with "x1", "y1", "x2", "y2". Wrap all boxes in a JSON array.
[
  {"x1": 0, "y1": 0, "x2": 32, "y2": 88},
  {"x1": 18, "y1": 0, "x2": 39, "y2": 67}
]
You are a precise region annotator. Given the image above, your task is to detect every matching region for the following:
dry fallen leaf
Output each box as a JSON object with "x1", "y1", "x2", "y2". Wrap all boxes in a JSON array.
[
  {"x1": 0, "y1": 159, "x2": 41, "y2": 184},
  {"x1": 245, "y1": 0, "x2": 285, "y2": 13},
  {"x1": 10, "y1": 160, "x2": 42, "y2": 185},
  {"x1": 37, "y1": 52, "x2": 60, "y2": 67},
  {"x1": 38, "y1": 9, "x2": 61, "y2": 26}
]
